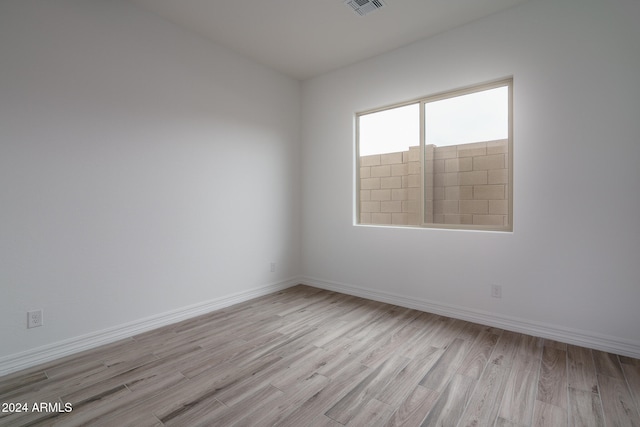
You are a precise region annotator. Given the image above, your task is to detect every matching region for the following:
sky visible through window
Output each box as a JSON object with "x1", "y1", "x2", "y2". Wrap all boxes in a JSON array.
[
  {"x1": 359, "y1": 104, "x2": 419, "y2": 157},
  {"x1": 359, "y1": 86, "x2": 508, "y2": 156}
]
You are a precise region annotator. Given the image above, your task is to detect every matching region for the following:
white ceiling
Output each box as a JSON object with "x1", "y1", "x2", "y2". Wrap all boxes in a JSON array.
[{"x1": 131, "y1": 0, "x2": 530, "y2": 80}]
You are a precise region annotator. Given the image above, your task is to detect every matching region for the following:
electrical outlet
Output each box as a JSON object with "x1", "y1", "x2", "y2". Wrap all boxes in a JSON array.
[
  {"x1": 491, "y1": 285, "x2": 502, "y2": 299},
  {"x1": 270, "y1": 262, "x2": 276, "y2": 273},
  {"x1": 28, "y1": 310, "x2": 43, "y2": 328}
]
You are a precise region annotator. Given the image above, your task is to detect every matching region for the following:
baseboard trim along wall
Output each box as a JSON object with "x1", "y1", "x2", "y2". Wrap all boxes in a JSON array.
[
  {"x1": 3, "y1": 276, "x2": 637, "y2": 377},
  {"x1": 300, "y1": 276, "x2": 640, "y2": 359},
  {"x1": 0, "y1": 278, "x2": 299, "y2": 377}
]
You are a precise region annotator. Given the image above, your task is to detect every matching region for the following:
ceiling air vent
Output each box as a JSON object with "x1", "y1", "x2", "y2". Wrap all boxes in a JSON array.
[{"x1": 344, "y1": 0, "x2": 386, "y2": 16}]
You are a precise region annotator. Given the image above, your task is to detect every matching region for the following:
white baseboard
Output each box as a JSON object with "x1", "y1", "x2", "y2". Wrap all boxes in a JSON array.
[
  {"x1": 300, "y1": 276, "x2": 640, "y2": 359},
  {"x1": 0, "y1": 278, "x2": 300, "y2": 377},
  {"x1": 3, "y1": 276, "x2": 637, "y2": 377}
]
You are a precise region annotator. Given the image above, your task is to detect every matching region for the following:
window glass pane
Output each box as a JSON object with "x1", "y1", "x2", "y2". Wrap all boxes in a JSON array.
[
  {"x1": 359, "y1": 104, "x2": 418, "y2": 156},
  {"x1": 425, "y1": 86, "x2": 508, "y2": 147},
  {"x1": 424, "y1": 84, "x2": 510, "y2": 229},
  {"x1": 358, "y1": 103, "x2": 419, "y2": 226}
]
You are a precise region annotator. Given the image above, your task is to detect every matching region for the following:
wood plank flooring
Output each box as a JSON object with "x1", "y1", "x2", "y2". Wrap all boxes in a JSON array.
[{"x1": 1, "y1": 285, "x2": 639, "y2": 426}]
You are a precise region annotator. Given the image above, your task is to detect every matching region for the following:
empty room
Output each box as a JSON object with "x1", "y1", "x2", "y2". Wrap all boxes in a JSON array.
[{"x1": 1, "y1": 0, "x2": 639, "y2": 425}]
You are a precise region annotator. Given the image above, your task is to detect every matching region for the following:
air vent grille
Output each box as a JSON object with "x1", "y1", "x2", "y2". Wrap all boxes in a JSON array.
[{"x1": 344, "y1": 0, "x2": 386, "y2": 16}]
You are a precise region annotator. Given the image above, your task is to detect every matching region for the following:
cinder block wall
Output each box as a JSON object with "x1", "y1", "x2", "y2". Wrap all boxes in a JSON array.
[
  {"x1": 359, "y1": 147, "x2": 421, "y2": 225},
  {"x1": 429, "y1": 139, "x2": 509, "y2": 226},
  {"x1": 359, "y1": 139, "x2": 509, "y2": 227}
]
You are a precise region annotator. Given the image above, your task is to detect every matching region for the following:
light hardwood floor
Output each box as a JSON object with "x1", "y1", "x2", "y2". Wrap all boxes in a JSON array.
[{"x1": 1, "y1": 285, "x2": 639, "y2": 426}]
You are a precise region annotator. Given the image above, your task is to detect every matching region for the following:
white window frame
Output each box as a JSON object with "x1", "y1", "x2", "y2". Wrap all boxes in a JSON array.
[{"x1": 355, "y1": 78, "x2": 513, "y2": 232}]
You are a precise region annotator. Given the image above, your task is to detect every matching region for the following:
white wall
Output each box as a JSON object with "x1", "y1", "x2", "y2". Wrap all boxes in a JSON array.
[
  {"x1": 0, "y1": 0, "x2": 301, "y2": 363},
  {"x1": 1, "y1": 0, "x2": 638, "y2": 373},
  {"x1": 301, "y1": 0, "x2": 640, "y2": 353}
]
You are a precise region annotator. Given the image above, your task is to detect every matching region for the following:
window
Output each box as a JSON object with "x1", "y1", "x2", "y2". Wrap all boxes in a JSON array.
[{"x1": 357, "y1": 78, "x2": 512, "y2": 231}]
